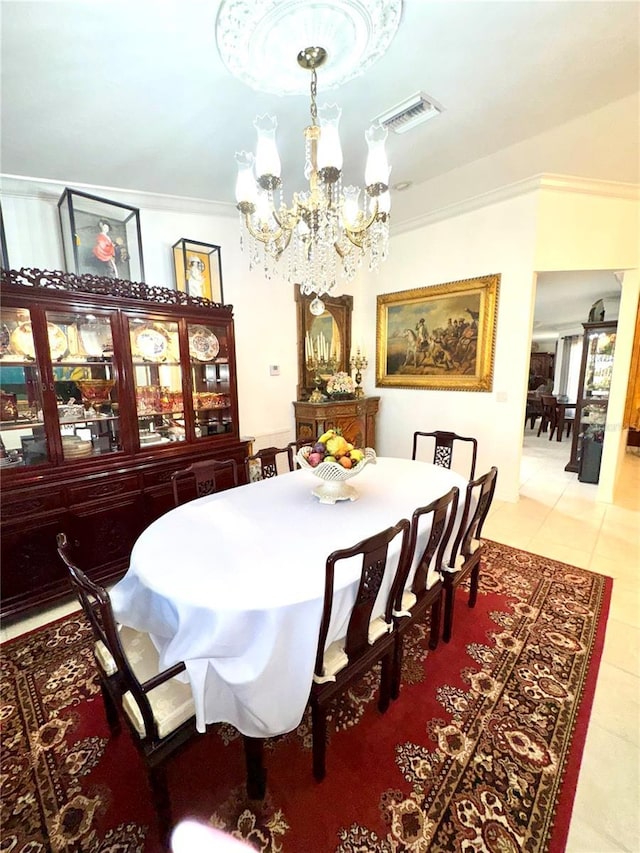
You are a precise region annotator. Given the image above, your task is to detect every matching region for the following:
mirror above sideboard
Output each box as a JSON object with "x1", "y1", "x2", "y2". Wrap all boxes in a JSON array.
[{"x1": 295, "y1": 288, "x2": 353, "y2": 401}]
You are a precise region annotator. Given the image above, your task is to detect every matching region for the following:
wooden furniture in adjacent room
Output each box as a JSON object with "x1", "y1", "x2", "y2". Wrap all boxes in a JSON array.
[
  {"x1": 0, "y1": 268, "x2": 250, "y2": 621},
  {"x1": 565, "y1": 321, "x2": 618, "y2": 481},
  {"x1": 528, "y1": 350, "x2": 555, "y2": 387},
  {"x1": 293, "y1": 396, "x2": 379, "y2": 449}
]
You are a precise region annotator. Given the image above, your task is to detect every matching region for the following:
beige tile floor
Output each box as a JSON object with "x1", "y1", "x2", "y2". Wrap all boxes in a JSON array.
[
  {"x1": 2, "y1": 432, "x2": 639, "y2": 850},
  {"x1": 484, "y1": 431, "x2": 640, "y2": 853}
]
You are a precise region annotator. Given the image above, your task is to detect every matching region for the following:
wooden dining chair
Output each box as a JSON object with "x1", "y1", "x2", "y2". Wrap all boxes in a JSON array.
[
  {"x1": 442, "y1": 467, "x2": 498, "y2": 643},
  {"x1": 56, "y1": 533, "x2": 265, "y2": 844},
  {"x1": 171, "y1": 458, "x2": 240, "y2": 506},
  {"x1": 245, "y1": 445, "x2": 291, "y2": 481},
  {"x1": 537, "y1": 395, "x2": 558, "y2": 439},
  {"x1": 287, "y1": 437, "x2": 314, "y2": 470},
  {"x1": 525, "y1": 392, "x2": 543, "y2": 430},
  {"x1": 390, "y1": 486, "x2": 459, "y2": 699},
  {"x1": 310, "y1": 518, "x2": 411, "y2": 781},
  {"x1": 412, "y1": 430, "x2": 478, "y2": 480}
]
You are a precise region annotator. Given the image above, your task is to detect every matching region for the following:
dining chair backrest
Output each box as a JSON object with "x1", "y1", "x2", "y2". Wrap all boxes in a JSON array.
[
  {"x1": 310, "y1": 518, "x2": 411, "y2": 780},
  {"x1": 389, "y1": 487, "x2": 460, "y2": 698},
  {"x1": 56, "y1": 532, "x2": 265, "y2": 837},
  {"x1": 315, "y1": 518, "x2": 411, "y2": 678},
  {"x1": 404, "y1": 486, "x2": 460, "y2": 602},
  {"x1": 537, "y1": 394, "x2": 557, "y2": 437},
  {"x1": 412, "y1": 430, "x2": 478, "y2": 481},
  {"x1": 56, "y1": 532, "x2": 172, "y2": 742},
  {"x1": 449, "y1": 466, "x2": 498, "y2": 567},
  {"x1": 171, "y1": 458, "x2": 240, "y2": 506},
  {"x1": 245, "y1": 445, "x2": 291, "y2": 481},
  {"x1": 287, "y1": 438, "x2": 314, "y2": 470}
]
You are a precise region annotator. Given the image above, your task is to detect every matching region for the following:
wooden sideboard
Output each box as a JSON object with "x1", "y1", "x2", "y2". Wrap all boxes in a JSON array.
[
  {"x1": 0, "y1": 268, "x2": 250, "y2": 621},
  {"x1": 293, "y1": 397, "x2": 379, "y2": 449}
]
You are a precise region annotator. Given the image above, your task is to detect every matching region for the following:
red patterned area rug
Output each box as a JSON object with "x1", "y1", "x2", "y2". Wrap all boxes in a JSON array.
[{"x1": 1, "y1": 541, "x2": 611, "y2": 853}]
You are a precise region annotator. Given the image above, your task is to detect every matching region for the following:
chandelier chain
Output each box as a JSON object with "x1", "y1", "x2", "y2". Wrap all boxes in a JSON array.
[{"x1": 310, "y1": 68, "x2": 318, "y2": 125}]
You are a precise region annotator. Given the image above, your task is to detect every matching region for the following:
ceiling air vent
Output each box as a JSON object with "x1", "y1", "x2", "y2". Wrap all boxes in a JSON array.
[{"x1": 375, "y1": 92, "x2": 443, "y2": 134}]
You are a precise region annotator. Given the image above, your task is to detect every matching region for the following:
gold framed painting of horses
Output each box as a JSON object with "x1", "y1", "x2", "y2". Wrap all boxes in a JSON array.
[{"x1": 375, "y1": 274, "x2": 500, "y2": 391}]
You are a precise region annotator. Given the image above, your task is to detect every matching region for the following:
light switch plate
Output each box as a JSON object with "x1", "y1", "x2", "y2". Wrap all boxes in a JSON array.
[{"x1": 269, "y1": 365, "x2": 280, "y2": 376}]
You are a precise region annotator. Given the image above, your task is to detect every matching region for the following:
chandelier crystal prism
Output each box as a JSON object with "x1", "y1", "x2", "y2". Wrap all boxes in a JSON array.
[{"x1": 234, "y1": 46, "x2": 391, "y2": 312}]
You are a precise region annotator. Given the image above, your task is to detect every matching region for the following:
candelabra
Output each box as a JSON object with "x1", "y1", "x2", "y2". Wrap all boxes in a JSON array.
[
  {"x1": 306, "y1": 353, "x2": 338, "y2": 402},
  {"x1": 350, "y1": 348, "x2": 368, "y2": 398}
]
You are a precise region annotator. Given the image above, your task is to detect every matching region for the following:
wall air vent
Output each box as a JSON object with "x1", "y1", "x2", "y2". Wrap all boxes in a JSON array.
[{"x1": 374, "y1": 92, "x2": 443, "y2": 134}]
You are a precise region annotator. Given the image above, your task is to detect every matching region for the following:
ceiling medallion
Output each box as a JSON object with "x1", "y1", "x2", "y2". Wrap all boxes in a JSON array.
[{"x1": 215, "y1": 0, "x2": 403, "y2": 95}]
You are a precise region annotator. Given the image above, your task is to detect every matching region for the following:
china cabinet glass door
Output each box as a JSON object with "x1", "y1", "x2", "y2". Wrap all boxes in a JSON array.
[
  {"x1": 565, "y1": 321, "x2": 617, "y2": 479},
  {"x1": 578, "y1": 327, "x2": 616, "y2": 443},
  {"x1": 188, "y1": 321, "x2": 234, "y2": 439},
  {"x1": 0, "y1": 306, "x2": 48, "y2": 467},
  {"x1": 128, "y1": 317, "x2": 185, "y2": 446},
  {"x1": 45, "y1": 309, "x2": 122, "y2": 460}
]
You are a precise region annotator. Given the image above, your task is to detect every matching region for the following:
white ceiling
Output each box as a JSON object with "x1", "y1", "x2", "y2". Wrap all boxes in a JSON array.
[
  {"x1": 1, "y1": 0, "x2": 639, "y2": 224},
  {"x1": 0, "y1": 1, "x2": 636, "y2": 340},
  {"x1": 533, "y1": 271, "x2": 622, "y2": 341}
]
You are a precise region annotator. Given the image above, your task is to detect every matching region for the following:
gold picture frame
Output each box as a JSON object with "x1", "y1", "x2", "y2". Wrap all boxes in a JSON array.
[
  {"x1": 172, "y1": 239, "x2": 223, "y2": 304},
  {"x1": 376, "y1": 274, "x2": 500, "y2": 391}
]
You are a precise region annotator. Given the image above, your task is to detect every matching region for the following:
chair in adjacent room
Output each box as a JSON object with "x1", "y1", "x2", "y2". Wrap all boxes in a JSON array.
[
  {"x1": 245, "y1": 445, "x2": 292, "y2": 481},
  {"x1": 525, "y1": 391, "x2": 543, "y2": 430},
  {"x1": 412, "y1": 430, "x2": 478, "y2": 480},
  {"x1": 537, "y1": 394, "x2": 558, "y2": 439},
  {"x1": 171, "y1": 458, "x2": 240, "y2": 506},
  {"x1": 442, "y1": 467, "x2": 498, "y2": 643},
  {"x1": 56, "y1": 533, "x2": 265, "y2": 844},
  {"x1": 390, "y1": 486, "x2": 459, "y2": 699},
  {"x1": 309, "y1": 518, "x2": 411, "y2": 781}
]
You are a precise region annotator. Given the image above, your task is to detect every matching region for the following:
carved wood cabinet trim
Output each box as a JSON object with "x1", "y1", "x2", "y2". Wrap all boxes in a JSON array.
[
  {"x1": 293, "y1": 397, "x2": 379, "y2": 450},
  {"x1": 0, "y1": 268, "x2": 249, "y2": 621}
]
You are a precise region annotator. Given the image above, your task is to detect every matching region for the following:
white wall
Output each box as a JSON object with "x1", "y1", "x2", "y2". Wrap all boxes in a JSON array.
[
  {"x1": 535, "y1": 187, "x2": 640, "y2": 501},
  {"x1": 354, "y1": 192, "x2": 539, "y2": 503},
  {"x1": 2, "y1": 175, "x2": 638, "y2": 504},
  {"x1": 1, "y1": 177, "x2": 301, "y2": 446}
]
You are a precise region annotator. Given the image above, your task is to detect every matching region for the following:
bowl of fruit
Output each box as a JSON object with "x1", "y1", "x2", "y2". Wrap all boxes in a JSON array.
[{"x1": 296, "y1": 429, "x2": 376, "y2": 504}]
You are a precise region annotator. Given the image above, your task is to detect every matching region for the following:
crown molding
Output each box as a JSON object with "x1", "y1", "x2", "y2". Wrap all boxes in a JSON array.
[
  {"x1": 391, "y1": 173, "x2": 640, "y2": 236},
  {"x1": 0, "y1": 174, "x2": 237, "y2": 218},
  {"x1": 2, "y1": 172, "x2": 637, "y2": 233}
]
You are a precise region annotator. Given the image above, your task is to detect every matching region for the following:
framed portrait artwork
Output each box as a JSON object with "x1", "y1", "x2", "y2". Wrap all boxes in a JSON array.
[
  {"x1": 376, "y1": 274, "x2": 500, "y2": 392},
  {"x1": 172, "y1": 239, "x2": 223, "y2": 304},
  {"x1": 58, "y1": 188, "x2": 145, "y2": 282}
]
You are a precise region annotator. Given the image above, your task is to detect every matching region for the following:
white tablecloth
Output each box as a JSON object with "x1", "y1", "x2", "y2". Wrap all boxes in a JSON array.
[{"x1": 111, "y1": 457, "x2": 467, "y2": 737}]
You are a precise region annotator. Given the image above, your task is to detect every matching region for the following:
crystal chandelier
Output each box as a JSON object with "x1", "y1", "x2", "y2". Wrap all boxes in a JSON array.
[{"x1": 234, "y1": 46, "x2": 391, "y2": 315}]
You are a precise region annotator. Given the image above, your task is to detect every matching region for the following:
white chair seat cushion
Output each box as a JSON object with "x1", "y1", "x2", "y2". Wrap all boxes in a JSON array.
[
  {"x1": 94, "y1": 626, "x2": 195, "y2": 740},
  {"x1": 313, "y1": 617, "x2": 393, "y2": 684},
  {"x1": 393, "y1": 590, "x2": 417, "y2": 618},
  {"x1": 444, "y1": 538, "x2": 482, "y2": 573}
]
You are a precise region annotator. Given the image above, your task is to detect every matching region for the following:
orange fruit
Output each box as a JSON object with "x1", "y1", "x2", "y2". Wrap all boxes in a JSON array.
[{"x1": 339, "y1": 456, "x2": 352, "y2": 469}]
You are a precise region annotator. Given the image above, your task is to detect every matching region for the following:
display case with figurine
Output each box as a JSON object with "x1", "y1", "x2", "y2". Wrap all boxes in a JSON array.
[
  {"x1": 565, "y1": 321, "x2": 618, "y2": 480},
  {"x1": 0, "y1": 268, "x2": 249, "y2": 620}
]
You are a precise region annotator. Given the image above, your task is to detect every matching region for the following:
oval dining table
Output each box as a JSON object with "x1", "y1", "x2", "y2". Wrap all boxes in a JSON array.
[{"x1": 110, "y1": 457, "x2": 468, "y2": 741}]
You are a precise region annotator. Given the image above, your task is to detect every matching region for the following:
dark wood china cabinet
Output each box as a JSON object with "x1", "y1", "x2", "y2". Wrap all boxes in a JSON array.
[{"x1": 0, "y1": 268, "x2": 250, "y2": 620}]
